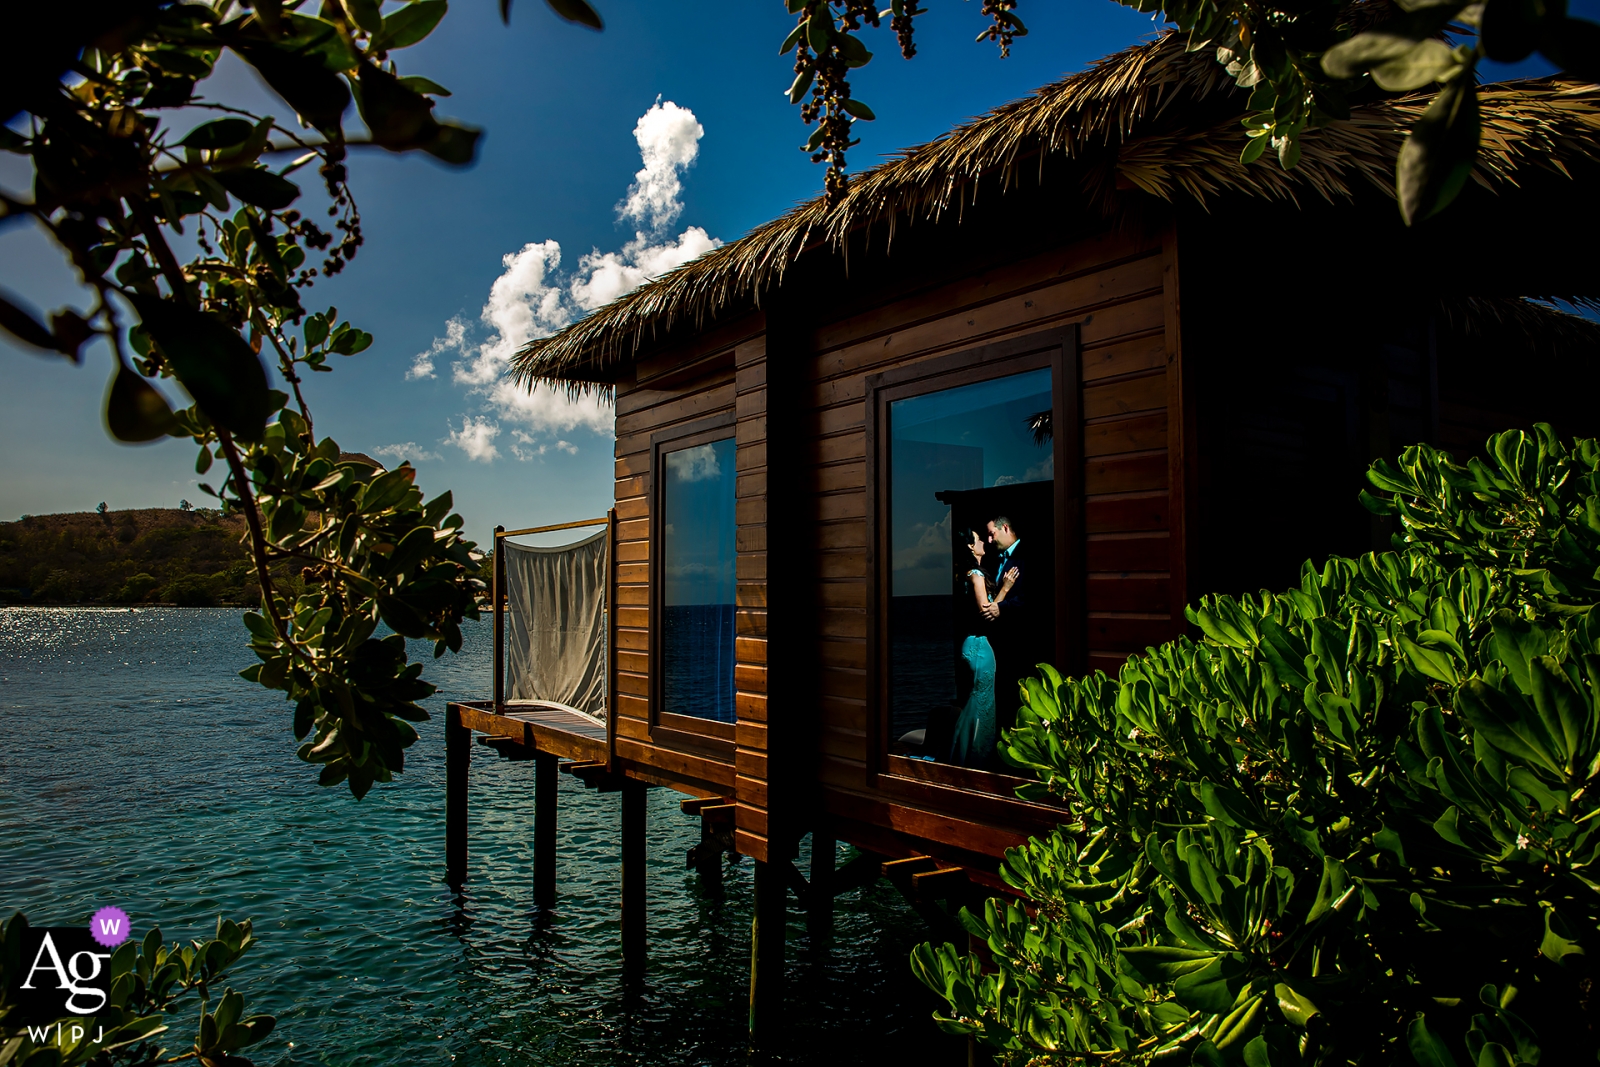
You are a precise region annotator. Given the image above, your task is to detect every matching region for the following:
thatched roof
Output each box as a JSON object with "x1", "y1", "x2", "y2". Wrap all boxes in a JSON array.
[{"x1": 511, "y1": 30, "x2": 1600, "y2": 388}]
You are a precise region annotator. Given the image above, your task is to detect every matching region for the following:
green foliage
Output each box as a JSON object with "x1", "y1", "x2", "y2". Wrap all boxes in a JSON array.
[
  {"x1": 0, "y1": 912, "x2": 273, "y2": 1067},
  {"x1": 232, "y1": 412, "x2": 480, "y2": 798},
  {"x1": 913, "y1": 425, "x2": 1600, "y2": 1065}
]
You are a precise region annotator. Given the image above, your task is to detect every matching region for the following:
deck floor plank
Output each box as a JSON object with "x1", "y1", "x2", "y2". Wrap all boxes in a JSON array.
[{"x1": 449, "y1": 700, "x2": 608, "y2": 762}]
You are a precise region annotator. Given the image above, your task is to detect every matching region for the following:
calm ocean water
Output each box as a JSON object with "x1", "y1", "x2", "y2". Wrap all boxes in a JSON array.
[{"x1": 0, "y1": 608, "x2": 961, "y2": 1065}]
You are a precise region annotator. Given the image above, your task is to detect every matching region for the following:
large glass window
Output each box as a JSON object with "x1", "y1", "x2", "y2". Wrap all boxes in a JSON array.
[
  {"x1": 660, "y1": 436, "x2": 737, "y2": 723},
  {"x1": 888, "y1": 368, "x2": 1055, "y2": 770}
]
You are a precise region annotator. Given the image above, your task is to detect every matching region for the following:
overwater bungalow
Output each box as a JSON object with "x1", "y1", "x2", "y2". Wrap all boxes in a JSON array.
[{"x1": 446, "y1": 29, "x2": 1600, "y2": 1036}]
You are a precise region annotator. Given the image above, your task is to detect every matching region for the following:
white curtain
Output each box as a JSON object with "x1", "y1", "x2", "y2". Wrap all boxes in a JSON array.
[{"x1": 503, "y1": 530, "x2": 607, "y2": 723}]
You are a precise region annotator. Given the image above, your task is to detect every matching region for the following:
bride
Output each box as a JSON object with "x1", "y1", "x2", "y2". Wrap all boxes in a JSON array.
[{"x1": 946, "y1": 529, "x2": 1018, "y2": 768}]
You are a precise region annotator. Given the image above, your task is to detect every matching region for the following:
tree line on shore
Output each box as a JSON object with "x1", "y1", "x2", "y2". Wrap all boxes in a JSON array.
[{"x1": 0, "y1": 507, "x2": 265, "y2": 606}]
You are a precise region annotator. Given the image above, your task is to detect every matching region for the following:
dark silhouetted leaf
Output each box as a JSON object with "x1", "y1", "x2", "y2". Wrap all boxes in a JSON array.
[
  {"x1": 1540, "y1": 17, "x2": 1600, "y2": 81},
  {"x1": 545, "y1": 0, "x2": 602, "y2": 29},
  {"x1": 356, "y1": 63, "x2": 438, "y2": 148},
  {"x1": 1396, "y1": 76, "x2": 1479, "y2": 225},
  {"x1": 49, "y1": 309, "x2": 94, "y2": 360},
  {"x1": 341, "y1": 0, "x2": 385, "y2": 35},
  {"x1": 0, "y1": 291, "x2": 62, "y2": 352},
  {"x1": 398, "y1": 75, "x2": 451, "y2": 97},
  {"x1": 129, "y1": 293, "x2": 273, "y2": 442},
  {"x1": 421, "y1": 121, "x2": 481, "y2": 165},
  {"x1": 374, "y1": 1, "x2": 448, "y2": 51},
  {"x1": 234, "y1": 43, "x2": 351, "y2": 133},
  {"x1": 216, "y1": 167, "x2": 301, "y2": 209},
  {"x1": 180, "y1": 118, "x2": 254, "y2": 149},
  {"x1": 105, "y1": 360, "x2": 178, "y2": 442},
  {"x1": 1481, "y1": 0, "x2": 1545, "y2": 63},
  {"x1": 1407, "y1": 1013, "x2": 1461, "y2": 1067}
]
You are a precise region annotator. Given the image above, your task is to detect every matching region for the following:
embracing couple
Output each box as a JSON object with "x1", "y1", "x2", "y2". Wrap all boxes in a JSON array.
[{"x1": 947, "y1": 515, "x2": 1028, "y2": 769}]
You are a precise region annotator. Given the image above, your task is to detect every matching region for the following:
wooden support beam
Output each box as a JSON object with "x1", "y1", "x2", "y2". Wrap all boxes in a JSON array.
[
  {"x1": 881, "y1": 855, "x2": 940, "y2": 881},
  {"x1": 783, "y1": 860, "x2": 811, "y2": 910},
  {"x1": 445, "y1": 704, "x2": 469, "y2": 889},
  {"x1": 832, "y1": 848, "x2": 886, "y2": 896},
  {"x1": 699, "y1": 802, "x2": 736, "y2": 826},
  {"x1": 680, "y1": 795, "x2": 730, "y2": 816},
  {"x1": 685, "y1": 800, "x2": 736, "y2": 900},
  {"x1": 492, "y1": 525, "x2": 505, "y2": 712},
  {"x1": 621, "y1": 777, "x2": 646, "y2": 973},
  {"x1": 911, "y1": 868, "x2": 971, "y2": 901},
  {"x1": 749, "y1": 859, "x2": 786, "y2": 1044},
  {"x1": 809, "y1": 832, "x2": 835, "y2": 937},
  {"x1": 562, "y1": 759, "x2": 623, "y2": 792},
  {"x1": 476, "y1": 734, "x2": 533, "y2": 760},
  {"x1": 535, "y1": 752, "x2": 557, "y2": 908}
]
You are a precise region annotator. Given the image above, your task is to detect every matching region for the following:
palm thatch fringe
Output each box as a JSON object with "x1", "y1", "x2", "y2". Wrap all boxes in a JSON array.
[
  {"x1": 1440, "y1": 296, "x2": 1600, "y2": 352},
  {"x1": 510, "y1": 29, "x2": 1600, "y2": 389}
]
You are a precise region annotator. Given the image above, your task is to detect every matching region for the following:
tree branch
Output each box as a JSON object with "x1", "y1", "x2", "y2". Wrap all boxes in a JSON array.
[{"x1": 215, "y1": 428, "x2": 289, "y2": 637}]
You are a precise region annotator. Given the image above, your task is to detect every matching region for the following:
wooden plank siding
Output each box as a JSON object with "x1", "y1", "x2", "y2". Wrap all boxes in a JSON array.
[
  {"x1": 597, "y1": 221, "x2": 1187, "y2": 866},
  {"x1": 794, "y1": 223, "x2": 1187, "y2": 857},
  {"x1": 732, "y1": 337, "x2": 775, "y2": 860},
  {"x1": 608, "y1": 356, "x2": 745, "y2": 800}
]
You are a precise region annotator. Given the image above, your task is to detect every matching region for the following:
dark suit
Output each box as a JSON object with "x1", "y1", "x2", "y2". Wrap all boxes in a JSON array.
[{"x1": 989, "y1": 539, "x2": 1028, "y2": 731}]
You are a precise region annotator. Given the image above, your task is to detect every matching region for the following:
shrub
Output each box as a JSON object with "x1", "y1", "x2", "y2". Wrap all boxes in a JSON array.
[
  {"x1": 35, "y1": 569, "x2": 82, "y2": 603},
  {"x1": 161, "y1": 574, "x2": 220, "y2": 607},
  {"x1": 116, "y1": 573, "x2": 161, "y2": 602},
  {"x1": 913, "y1": 425, "x2": 1600, "y2": 1065}
]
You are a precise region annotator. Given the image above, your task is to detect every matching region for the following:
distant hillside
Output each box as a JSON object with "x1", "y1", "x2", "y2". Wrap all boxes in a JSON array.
[{"x1": 0, "y1": 507, "x2": 258, "y2": 606}]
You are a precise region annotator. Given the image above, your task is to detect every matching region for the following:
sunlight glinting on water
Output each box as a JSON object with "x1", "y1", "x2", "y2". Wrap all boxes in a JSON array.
[{"x1": 0, "y1": 608, "x2": 956, "y2": 1066}]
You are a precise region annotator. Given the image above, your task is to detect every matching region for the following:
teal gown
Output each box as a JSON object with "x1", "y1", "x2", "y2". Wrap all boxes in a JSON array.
[{"x1": 947, "y1": 573, "x2": 998, "y2": 768}]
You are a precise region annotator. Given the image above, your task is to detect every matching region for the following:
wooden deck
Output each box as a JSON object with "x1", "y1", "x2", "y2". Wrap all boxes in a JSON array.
[{"x1": 448, "y1": 700, "x2": 607, "y2": 764}]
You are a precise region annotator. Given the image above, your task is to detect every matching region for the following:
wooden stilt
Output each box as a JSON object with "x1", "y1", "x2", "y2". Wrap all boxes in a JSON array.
[
  {"x1": 492, "y1": 525, "x2": 505, "y2": 713},
  {"x1": 535, "y1": 752, "x2": 557, "y2": 908},
  {"x1": 621, "y1": 777, "x2": 646, "y2": 972},
  {"x1": 445, "y1": 704, "x2": 469, "y2": 889},
  {"x1": 808, "y1": 832, "x2": 835, "y2": 938},
  {"x1": 748, "y1": 859, "x2": 787, "y2": 1042}
]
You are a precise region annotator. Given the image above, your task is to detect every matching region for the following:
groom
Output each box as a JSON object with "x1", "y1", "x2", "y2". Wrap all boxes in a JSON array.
[{"x1": 980, "y1": 515, "x2": 1028, "y2": 732}]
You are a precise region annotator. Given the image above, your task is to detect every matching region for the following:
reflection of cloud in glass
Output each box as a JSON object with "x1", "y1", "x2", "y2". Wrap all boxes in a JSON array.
[
  {"x1": 667, "y1": 562, "x2": 723, "y2": 579},
  {"x1": 891, "y1": 511, "x2": 953, "y2": 576},
  {"x1": 666, "y1": 443, "x2": 721, "y2": 482}
]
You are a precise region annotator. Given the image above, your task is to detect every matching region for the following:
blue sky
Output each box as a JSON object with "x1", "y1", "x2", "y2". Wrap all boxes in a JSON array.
[{"x1": 0, "y1": 1, "x2": 1574, "y2": 547}]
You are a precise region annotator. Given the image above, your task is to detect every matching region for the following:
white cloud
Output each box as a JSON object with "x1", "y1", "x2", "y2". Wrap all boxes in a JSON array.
[
  {"x1": 569, "y1": 226, "x2": 720, "y2": 312},
  {"x1": 413, "y1": 99, "x2": 721, "y2": 462},
  {"x1": 489, "y1": 377, "x2": 614, "y2": 436},
  {"x1": 371, "y1": 442, "x2": 443, "y2": 464},
  {"x1": 509, "y1": 431, "x2": 581, "y2": 461},
  {"x1": 407, "y1": 317, "x2": 464, "y2": 381},
  {"x1": 665, "y1": 442, "x2": 721, "y2": 483},
  {"x1": 619, "y1": 99, "x2": 705, "y2": 231},
  {"x1": 447, "y1": 417, "x2": 501, "y2": 463}
]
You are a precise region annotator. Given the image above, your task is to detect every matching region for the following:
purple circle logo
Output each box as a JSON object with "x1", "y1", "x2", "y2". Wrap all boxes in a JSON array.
[{"x1": 90, "y1": 906, "x2": 131, "y2": 948}]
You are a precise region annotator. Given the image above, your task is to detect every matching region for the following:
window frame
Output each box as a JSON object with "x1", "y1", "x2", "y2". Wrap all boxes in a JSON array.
[
  {"x1": 864, "y1": 325, "x2": 1083, "y2": 798},
  {"x1": 649, "y1": 411, "x2": 739, "y2": 755}
]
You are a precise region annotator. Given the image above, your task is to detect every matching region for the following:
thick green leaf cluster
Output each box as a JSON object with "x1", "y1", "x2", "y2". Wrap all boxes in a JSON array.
[
  {"x1": 0, "y1": 912, "x2": 273, "y2": 1067},
  {"x1": 914, "y1": 425, "x2": 1600, "y2": 1065},
  {"x1": 233, "y1": 409, "x2": 483, "y2": 799}
]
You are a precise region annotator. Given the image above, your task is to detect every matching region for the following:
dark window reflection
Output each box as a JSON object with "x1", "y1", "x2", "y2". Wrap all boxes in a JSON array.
[
  {"x1": 661, "y1": 437, "x2": 737, "y2": 723},
  {"x1": 888, "y1": 369, "x2": 1054, "y2": 769}
]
